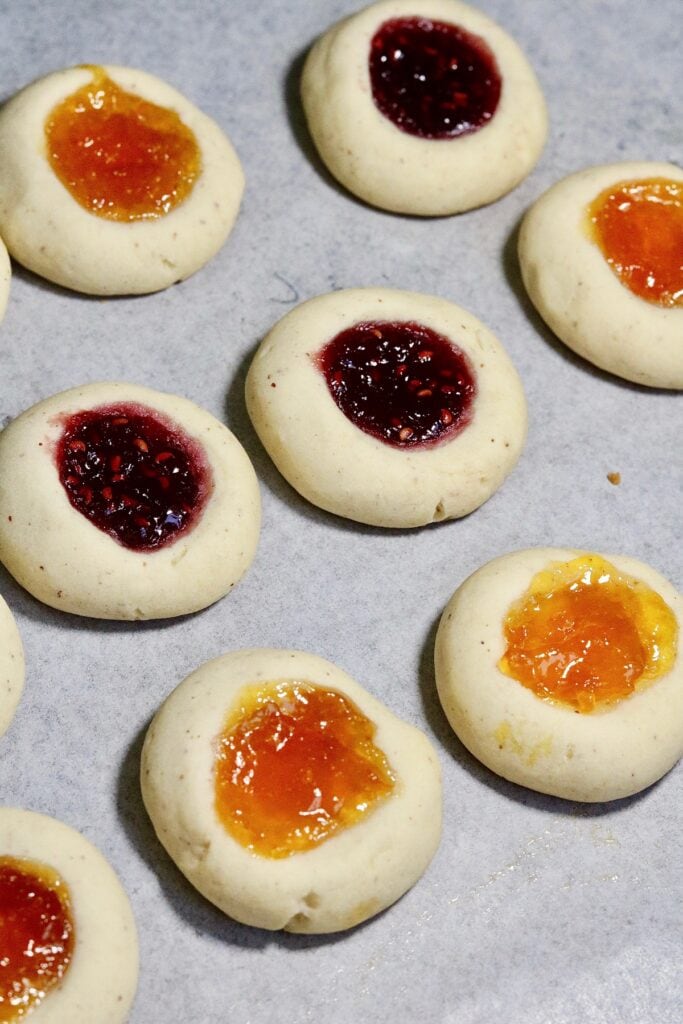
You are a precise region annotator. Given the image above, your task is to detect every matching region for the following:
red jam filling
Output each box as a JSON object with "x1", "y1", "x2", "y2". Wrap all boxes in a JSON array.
[
  {"x1": 214, "y1": 681, "x2": 396, "y2": 858},
  {"x1": 45, "y1": 65, "x2": 201, "y2": 221},
  {"x1": 499, "y1": 554, "x2": 678, "y2": 712},
  {"x1": 318, "y1": 320, "x2": 476, "y2": 447},
  {"x1": 587, "y1": 177, "x2": 683, "y2": 307},
  {"x1": 56, "y1": 403, "x2": 212, "y2": 551},
  {"x1": 369, "y1": 17, "x2": 501, "y2": 138},
  {"x1": 0, "y1": 857, "x2": 74, "y2": 1022}
]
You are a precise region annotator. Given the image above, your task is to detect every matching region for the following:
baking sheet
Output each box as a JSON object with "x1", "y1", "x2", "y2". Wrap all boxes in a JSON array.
[{"x1": 1, "y1": 0, "x2": 681, "y2": 1021}]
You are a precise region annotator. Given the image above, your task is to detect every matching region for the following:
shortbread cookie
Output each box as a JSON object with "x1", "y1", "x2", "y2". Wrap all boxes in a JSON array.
[
  {"x1": 301, "y1": 0, "x2": 547, "y2": 214},
  {"x1": 0, "y1": 65, "x2": 244, "y2": 294},
  {"x1": 519, "y1": 162, "x2": 683, "y2": 389},
  {"x1": 0, "y1": 595, "x2": 24, "y2": 738},
  {"x1": 0, "y1": 382, "x2": 260, "y2": 619},
  {"x1": 246, "y1": 288, "x2": 527, "y2": 527},
  {"x1": 141, "y1": 648, "x2": 442, "y2": 933},
  {"x1": 435, "y1": 548, "x2": 683, "y2": 802},
  {"x1": 0, "y1": 807, "x2": 138, "y2": 1023},
  {"x1": 0, "y1": 236, "x2": 9, "y2": 325}
]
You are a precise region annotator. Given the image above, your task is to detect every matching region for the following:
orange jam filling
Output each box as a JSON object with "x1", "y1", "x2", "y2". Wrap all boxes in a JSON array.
[
  {"x1": 499, "y1": 554, "x2": 678, "y2": 713},
  {"x1": 214, "y1": 680, "x2": 396, "y2": 858},
  {"x1": 45, "y1": 65, "x2": 201, "y2": 221},
  {"x1": 0, "y1": 857, "x2": 74, "y2": 1021},
  {"x1": 587, "y1": 177, "x2": 683, "y2": 307}
]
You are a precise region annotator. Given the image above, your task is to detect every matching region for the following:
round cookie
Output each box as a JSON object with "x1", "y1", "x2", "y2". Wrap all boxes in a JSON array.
[
  {"x1": 141, "y1": 648, "x2": 442, "y2": 933},
  {"x1": 301, "y1": 0, "x2": 547, "y2": 215},
  {"x1": 0, "y1": 382, "x2": 260, "y2": 619},
  {"x1": 0, "y1": 65, "x2": 244, "y2": 295},
  {"x1": 435, "y1": 547, "x2": 683, "y2": 802},
  {"x1": 518, "y1": 162, "x2": 683, "y2": 389},
  {"x1": 246, "y1": 287, "x2": 527, "y2": 528},
  {"x1": 0, "y1": 594, "x2": 24, "y2": 739},
  {"x1": 0, "y1": 236, "x2": 10, "y2": 325},
  {"x1": 0, "y1": 807, "x2": 138, "y2": 1022}
]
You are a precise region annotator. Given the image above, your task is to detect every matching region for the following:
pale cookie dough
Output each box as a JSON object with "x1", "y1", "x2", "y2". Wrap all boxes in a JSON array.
[
  {"x1": 0, "y1": 594, "x2": 24, "y2": 738},
  {"x1": 0, "y1": 65, "x2": 244, "y2": 295},
  {"x1": 435, "y1": 548, "x2": 683, "y2": 802},
  {"x1": 0, "y1": 236, "x2": 10, "y2": 325},
  {"x1": 141, "y1": 648, "x2": 442, "y2": 933},
  {"x1": 0, "y1": 808, "x2": 138, "y2": 1023},
  {"x1": 0, "y1": 382, "x2": 260, "y2": 619},
  {"x1": 301, "y1": 0, "x2": 547, "y2": 215},
  {"x1": 518, "y1": 162, "x2": 683, "y2": 389},
  {"x1": 246, "y1": 288, "x2": 527, "y2": 528}
]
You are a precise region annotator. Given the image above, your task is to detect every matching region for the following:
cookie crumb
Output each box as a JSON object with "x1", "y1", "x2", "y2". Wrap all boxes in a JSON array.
[{"x1": 607, "y1": 472, "x2": 621, "y2": 486}]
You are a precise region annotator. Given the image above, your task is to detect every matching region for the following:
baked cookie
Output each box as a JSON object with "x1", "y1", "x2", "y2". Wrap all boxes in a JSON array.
[
  {"x1": 141, "y1": 648, "x2": 442, "y2": 933},
  {"x1": 519, "y1": 162, "x2": 683, "y2": 389},
  {"x1": 0, "y1": 807, "x2": 138, "y2": 1023},
  {"x1": 0, "y1": 595, "x2": 24, "y2": 739},
  {"x1": 435, "y1": 547, "x2": 683, "y2": 801},
  {"x1": 246, "y1": 287, "x2": 527, "y2": 527},
  {"x1": 0, "y1": 382, "x2": 260, "y2": 619},
  {"x1": 0, "y1": 236, "x2": 9, "y2": 326},
  {"x1": 301, "y1": 0, "x2": 547, "y2": 215},
  {"x1": 0, "y1": 64, "x2": 244, "y2": 295}
]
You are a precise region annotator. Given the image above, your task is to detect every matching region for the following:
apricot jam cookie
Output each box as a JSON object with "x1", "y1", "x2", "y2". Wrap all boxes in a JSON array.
[
  {"x1": 435, "y1": 548, "x2": 683, "y2": 801},
  {"x1": 246, "y1": 287, "x2": 527, "y2": 527},
  {"x1": 0, "y1": 595, "x2": 24, "y2": 739},
  {"x1": 0, "y1": 807, "x2": 138, "y2": 1023},
  {"x1": 301, "y1": 0, "x2": 547, "y2": 215},
  {"x1": 0, "y1": 382, "x2": 260, "y2": 619},
  {"x1": 0, "y1": 65, "x2": 244, "y2": 295},
  {"x1": 519, "y1": 162, "x2": 683, "y2": 389},
  {"x1": 141, "y1": 648, "x2": 442, "y2": 933}
]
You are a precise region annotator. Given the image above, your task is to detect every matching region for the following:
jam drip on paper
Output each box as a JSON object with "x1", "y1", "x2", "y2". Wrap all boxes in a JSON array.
[
  {"x1": 214, "y1": 681, "x2": 395, "y2": 858},
  {"x1": 369, "y1": 17, "x2": 501, "y2": 138},
  {"x1": 318, "y1": 320, "x2": 476, "y2": 447},
  {"x1": 0, "y1": 857, "x2": 74, "y2": 1022},
  {"x1": 57, "y1": 403, "x2": 211, "y2": 551},
  {"x1": 499, "y1": 554, "x2": 678, "y2": 712},
  {"x1": 587, "y1": 177, "x2": 683, "y2": 307},
  {"x1": 45, "y1": 65, "x2": 201, "y2": 220}
]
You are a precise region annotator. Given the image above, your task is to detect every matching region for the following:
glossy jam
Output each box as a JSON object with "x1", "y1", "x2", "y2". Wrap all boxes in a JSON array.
[
  {"x1": 499, "y1": 554, "x2": 678, "y2": 712},
  {"x1": 214, "y1": 681, "x2": 396, "y2": 858},
  {"x1": 45, "y1": 66, "x2": 201, "y2": 221},
  {"x1": 318, "y1": 320, "x2": 476, "y2": 447},
  {"x1": 0, "y1": 857, "x2": 74, "y2": 1021},
  {"x1": 587, "y1": 178, "x2": 683, "y2": 307},
  {"x1": 369, "y1": 17, "x2": 501, "y2": 138},
  {"x1": 56, "y1": 403, "x2": 212, "y2": 551}
]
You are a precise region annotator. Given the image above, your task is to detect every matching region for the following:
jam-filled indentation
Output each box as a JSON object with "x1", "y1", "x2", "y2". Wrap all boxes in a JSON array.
[
  {"x1": 0, "y1": 857, "x2": 74, "y2": 1022},
  {"x1": 318, "y1": 320, "x2": 476, "y2": 447},
  {"x1": 56, "y1": 402, "x2": 212, "y2": 551},
  {"x1": 369, "y1": 17, "x2": 501, "y2": 139},
  {"x1": 587, "y1": 177, "x2": 683, "y2": 307},
  {"x1": 45, "y1": 65, "x2": 201, "y2": 221},
  {"x1": 499, "y1": 554, "x2": 678, "y2": 712},
  {"x1": 214, "y1": 681, "x2": 396, "y2": 858}
]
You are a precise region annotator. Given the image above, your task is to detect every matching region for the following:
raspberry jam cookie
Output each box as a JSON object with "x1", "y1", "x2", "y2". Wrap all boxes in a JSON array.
[
  {"x1": 246, "y1": 288, "x2": 527, "y2": 528},
  {"x1": 141, "y1": 648, "x2": 442, "y2": 933},
  {"x1": 0, "y1": 596, "x2": 24, "y2": 740},
  {"x1": 519, "y1": 162, "x2": 683, "y2": 389},
  {"x1": 0, "y1": 808, "x2": 138, "y2": 1023},
  {"x1": 435, "y1": 548, "x2": 683, "y2": 801},
  {"x1": 0, "y1": 65, "x2": 244, "y2": 295},
  {"x1": 301, "y1": 0, "x2": 547, "y2": 215},
  {"x1": 0, "y1": 382, "x2": 260, "y2": 619}
]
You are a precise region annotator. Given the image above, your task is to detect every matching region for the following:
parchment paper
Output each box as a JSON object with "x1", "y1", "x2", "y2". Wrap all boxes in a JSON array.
[{"x1": 0, "y1": 1, "x2": 681, "y2": 1021}]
